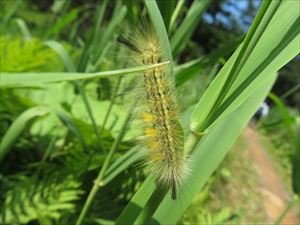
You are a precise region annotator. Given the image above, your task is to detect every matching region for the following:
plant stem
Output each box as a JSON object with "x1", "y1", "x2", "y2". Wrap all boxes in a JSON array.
[
  {"x1": 274, "y1": 195, "x2": 299, "y2": 225},
  {"x1": 169, "y1": 0, "x2": 184, "y2": 33},
  {"x1": 185, "y1": 133, "x2": 200, "y2": 155},
  {"x1": 76, "y1": 107, "x2": 133, "y2": 225},
  {"x1": 280, "y1": 83, "x2": 300, "y2": 100},
  {"x1": 76, "y1": 82, "x2": 106, "y2": 153},
  {"x1": 75, "y1": 181, "x2": 100, "y2": 225},
  {"x1": 100, "y1": 77, "x2": 122, "y2": 135}
]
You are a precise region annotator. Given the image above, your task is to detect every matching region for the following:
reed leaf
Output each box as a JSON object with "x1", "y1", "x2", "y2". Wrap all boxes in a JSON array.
[{"x1": 0, "y1": 62, "x2": 169, "y2": 88}]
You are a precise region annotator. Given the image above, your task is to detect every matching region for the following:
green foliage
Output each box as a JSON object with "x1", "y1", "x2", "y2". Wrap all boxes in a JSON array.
[
  {"x1": 0, "y1": 174, "x2": 83, "y2": 224},
  {"x1": 0, "y1": 0, "x2": 299, "y2": 224},
  {"x1": 0, "y1": 106, "x2": 50, "y2": 162},
  {"x1": 185, "y1": 208, "x2": 233, "y2": 225},
  {"x1": 0, "y1": 90, "x2": 34, "y2": 135},
  {"x1": 45, "y1": 8, "x2": 80, "y2": 37},
  {"x1": 0, "y1": 36, "x2": 63, "y2": 72},
  {"x1": 191, "y1": 0, "x2": 299, "y2": 134},
  {"x1": 170, "y1": 0, "x2": 211, "y2": 57},
  {"x1": 261, "y1": 94, "x2": 300, "y2": 196}
]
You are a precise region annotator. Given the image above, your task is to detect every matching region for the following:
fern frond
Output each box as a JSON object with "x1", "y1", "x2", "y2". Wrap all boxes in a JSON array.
[
  {"x1": 0, "y1": 174, "x2": 83, "y2": 224},
  {"x1": 0, "y1": 36, "x2": 65, "y2": 72}
]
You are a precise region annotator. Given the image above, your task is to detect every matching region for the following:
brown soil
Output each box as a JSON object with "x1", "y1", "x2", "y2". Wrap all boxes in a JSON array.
[{"x1": 243, "y1": 126, "x2": 300, "y2": 225}]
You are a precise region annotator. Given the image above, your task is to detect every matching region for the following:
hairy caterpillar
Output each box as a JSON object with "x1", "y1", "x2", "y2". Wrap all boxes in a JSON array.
[{"x1": 120, "y1": 21, "x2": 188, "y2": 200}]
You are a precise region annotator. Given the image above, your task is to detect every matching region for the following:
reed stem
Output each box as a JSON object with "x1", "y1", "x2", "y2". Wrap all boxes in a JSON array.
[{"x1": 76, "y1": 106, "x2": 133, "y2": 225}]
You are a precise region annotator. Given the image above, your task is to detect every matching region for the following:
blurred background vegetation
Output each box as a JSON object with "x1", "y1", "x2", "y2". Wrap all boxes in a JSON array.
[{"x1": 0, "y1": 0, "x2": 299, "y2": 224}]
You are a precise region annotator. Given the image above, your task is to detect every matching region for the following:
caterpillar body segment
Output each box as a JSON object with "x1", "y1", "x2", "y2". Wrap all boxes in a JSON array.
[{"x1": 122, "y1": 22, "x2": 188, "y2": 200}]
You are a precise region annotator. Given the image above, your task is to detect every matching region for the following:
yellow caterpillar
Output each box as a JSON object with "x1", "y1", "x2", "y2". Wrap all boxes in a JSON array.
[{"x1": 120, "y1": 22, "x2": 188, "y2": 200}]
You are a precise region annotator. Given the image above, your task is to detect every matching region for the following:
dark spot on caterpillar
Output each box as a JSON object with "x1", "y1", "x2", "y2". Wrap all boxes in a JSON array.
[
  {"x1": 171, "y1": 179, "x2": 177, "y2": 200},
  {"x1": 117, "y1": 36, "x2": 141, "y2": 54}
]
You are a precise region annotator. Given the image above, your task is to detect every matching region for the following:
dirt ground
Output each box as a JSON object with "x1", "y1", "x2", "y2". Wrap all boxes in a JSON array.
[{"x1": 243, "y1": 126, "x2": 300, "y2": 225}]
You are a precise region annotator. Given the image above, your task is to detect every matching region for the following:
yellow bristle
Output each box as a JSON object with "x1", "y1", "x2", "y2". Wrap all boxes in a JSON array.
[
  {"x1": 144, "y1": 127, "x2": 158, "y2": 137},
  {"x1": 148, "y1": 141, "x2": 160, "y2": 150},
  {"x1": 142, "y1": 113, "x2": 155, "y2": 122},
  {"x1": 150, "y1": 153, "x2": 162, "y2": 162}
]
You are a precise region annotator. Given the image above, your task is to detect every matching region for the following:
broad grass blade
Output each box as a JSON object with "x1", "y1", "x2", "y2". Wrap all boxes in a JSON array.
[
  {"x1": 175, "y1": 36, "x2": 243, "y2": 86},
  {"x1": 0, "y1": 106, "x2": 50, "y2": 162},
  {"x1": 156, "y1": 0, "x2": 175, "y2": 31},
  {"x1": 45, "y1": 40, "x2": 76, "y2": 72},
  {"x1": 145, "y1": 0, "x2": 174, "y2": 77},
  {"x1": 191, "y1": 0, "x2": 300, "y2": 134}
]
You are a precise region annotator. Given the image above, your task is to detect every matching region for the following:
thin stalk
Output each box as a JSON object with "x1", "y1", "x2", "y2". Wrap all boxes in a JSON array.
[
  {"x1": 100, "y1": 77, "x2": 122, "y2": 135},
  {"x1": 76, "y1": 105, "x2": 134, "y2": 225},
  {"x1": 77, "y1": 0, "x2": 108, "y2": 72},
  {"x1": 169, "y1": 0, "x2": 184, "y2": 33},
  {"x1": 92, "y1": 0, "x2": 108, "y2": 47},
  {"x1": 274, "y1": 195, "x2": 299, "y2": 225},
  {"x1": 76, "y1": 82, "x2": 106, "y2": 153},
  {"x1": 281, "y1": 82, "x2": 300, "y2": 99}
]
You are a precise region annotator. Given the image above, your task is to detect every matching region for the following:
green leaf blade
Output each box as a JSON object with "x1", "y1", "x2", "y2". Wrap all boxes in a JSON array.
[{"x1": 0, "y1": 62, "x2": 169, "y2": 88}]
